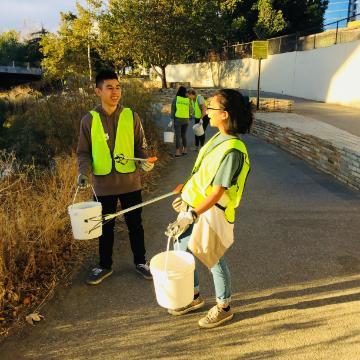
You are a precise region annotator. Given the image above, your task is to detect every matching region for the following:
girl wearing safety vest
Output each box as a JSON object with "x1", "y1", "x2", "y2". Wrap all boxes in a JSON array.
[
  {"x1": 170, "y1": 86, "x2": 193, "y2": 157},
  {"x1": 166, "y1": 89, "x2": 252, "y2": 328}
]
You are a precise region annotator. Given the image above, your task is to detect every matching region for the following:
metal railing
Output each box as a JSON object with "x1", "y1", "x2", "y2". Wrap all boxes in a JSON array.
[
  {"x1": 208, "y1": 13, "x2": 360, "y2": 61},
  {"x1": 0, "y1": 61, "x2": 41, "y2": 69}
]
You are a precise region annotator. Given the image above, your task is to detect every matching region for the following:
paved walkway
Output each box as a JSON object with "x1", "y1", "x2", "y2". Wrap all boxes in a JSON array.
[
  {"x1": 1, "y1": 135, "x2": 359, "y2": 360},
  {"x1": 242, "y1": 90, "x2": 360, "y2": 137}
]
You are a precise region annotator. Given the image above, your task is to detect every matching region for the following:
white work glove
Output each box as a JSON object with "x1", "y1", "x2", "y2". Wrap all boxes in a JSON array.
[
  {"x1": 165, "y1": 210, "x2": 198, "y2": 239},
  {"x1": 141, "y1": 161, "x2": 154, "y2": 172},
  {"x1": 199, "y1": 118, "x2": 203, "y2": 125},
  {"x1": 167, "y1": 120, "x2": 173, "y2": 128},
  {"x1": 172, "y1": 197, "x2": 187, "y2": 213},
  {"x1": 77, "y1": 174, "x2": 89, "y2": 189}
]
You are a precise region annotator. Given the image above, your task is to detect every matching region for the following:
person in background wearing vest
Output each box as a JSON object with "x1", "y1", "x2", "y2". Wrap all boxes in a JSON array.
[
  {"x1": 166, "y1": 89, "x2": 252, "y2": 328},
  {"x1": 76, "y1": 70, "x2": 153, "y2": 285},
  {"x1": 170, "y1": 86, "x2": 193, "y2": 157},
  {"x1": 187, "y1": 88, "x2": 209, "y2": 151}
]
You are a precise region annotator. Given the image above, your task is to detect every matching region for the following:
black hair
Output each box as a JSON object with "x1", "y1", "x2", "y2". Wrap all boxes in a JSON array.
[
  {"x1": 95, "y1": 70, "x2": 119, "y2": 88},
  {"x1": 214, "y1": 89, "x2": 253, "y2": 135},
  {"x1": 187, "y1": 88, "x2": 197, "y2": 96},
  {"x1": 176, "y1": 86, "x2": 187, "y2": 98}
]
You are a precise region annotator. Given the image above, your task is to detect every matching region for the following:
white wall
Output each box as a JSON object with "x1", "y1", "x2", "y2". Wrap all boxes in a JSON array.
[{"x1": 157, "y1": 40, "x2": 360, "y2": 108}]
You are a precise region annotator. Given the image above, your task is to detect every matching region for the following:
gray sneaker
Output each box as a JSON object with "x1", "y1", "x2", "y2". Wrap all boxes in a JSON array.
[
  {"x1": 86, "y1": 267, "x2": 113, "y2": 285},
  {"x1": 135, "y1": 263, "x2": 152, "y2": 280},
  {"x1": 198, "y1": 305, "x2": 234, "y2": 328},
  {"x1": 168, "y1": 295, "x2": 205, "y2": 316}
]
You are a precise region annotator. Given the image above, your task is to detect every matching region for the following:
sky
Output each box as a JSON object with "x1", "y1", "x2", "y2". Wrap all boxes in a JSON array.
[{"x1": 1, "y1": 0, "x2": 87, "y2": 36}]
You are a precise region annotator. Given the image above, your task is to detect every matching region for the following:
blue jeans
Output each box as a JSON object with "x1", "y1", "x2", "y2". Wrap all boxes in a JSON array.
[{"x1": 176, "y1": 224, "x2": 232, "y2": 305}]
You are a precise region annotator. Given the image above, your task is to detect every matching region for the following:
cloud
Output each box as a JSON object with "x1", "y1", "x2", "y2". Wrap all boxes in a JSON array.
[{"x1": 1, "y1": 0, "x2": 87, "y2": 34}]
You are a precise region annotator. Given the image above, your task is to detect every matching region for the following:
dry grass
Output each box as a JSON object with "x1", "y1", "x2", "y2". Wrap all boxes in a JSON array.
[
  {"x1": 0, "y1": 152, "x2": 92, "y2": 336},
  {"x1": 0, "y1": 80, "x2": 170, "y2": 339}
]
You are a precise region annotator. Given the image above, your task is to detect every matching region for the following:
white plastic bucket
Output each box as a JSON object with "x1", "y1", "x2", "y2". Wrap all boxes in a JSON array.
[
  {"x1": 164, "y1": 131, "x2": 174, "y2": 143},
  {"x1": 150, "y1": 250, "x2": 195, "y2": 309},
  {"x1": 68, "y1": 201, "x2": 102, "y2": 240},
  {"x1": 193, "y1": 123, "x2": 204, "y2": 137}
]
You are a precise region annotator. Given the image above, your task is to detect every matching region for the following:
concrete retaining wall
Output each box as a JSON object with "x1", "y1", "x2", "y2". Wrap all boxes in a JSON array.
[{"x1": 252, "y1": 117, "x2": 360, "y2": 190}]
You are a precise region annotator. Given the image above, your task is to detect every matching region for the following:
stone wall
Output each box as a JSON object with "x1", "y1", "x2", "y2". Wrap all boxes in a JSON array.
[{"x1": 252, "y1": 117, "x2": 360, "y2": 190}]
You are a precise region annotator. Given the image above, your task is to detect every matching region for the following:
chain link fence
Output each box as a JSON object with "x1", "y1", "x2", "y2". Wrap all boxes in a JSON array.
[{"x1": 208, "y1": 13, "x2": 360, "y2": 61}]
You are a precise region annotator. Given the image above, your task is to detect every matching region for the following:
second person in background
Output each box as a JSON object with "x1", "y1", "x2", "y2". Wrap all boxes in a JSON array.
[
  {"x1": 170, "y1": 86, "x2": 193, "y2": 157},
  {"x1": 187, "y1": 88, "x2": 209, "y2": 151}
]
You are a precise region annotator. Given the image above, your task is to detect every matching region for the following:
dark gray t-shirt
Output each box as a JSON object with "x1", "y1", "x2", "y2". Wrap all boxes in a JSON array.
[{"x1": 203, "y1": 134, "x2": 245, "y2": 189}]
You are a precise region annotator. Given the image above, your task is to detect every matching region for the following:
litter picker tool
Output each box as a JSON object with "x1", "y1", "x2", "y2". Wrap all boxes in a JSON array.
[
  {"x1": 114, "y1": 154, "x2": 158, "y2": 165},
  {"x1": 69, "y1": 184, "x2": 183, "y2": 238}
]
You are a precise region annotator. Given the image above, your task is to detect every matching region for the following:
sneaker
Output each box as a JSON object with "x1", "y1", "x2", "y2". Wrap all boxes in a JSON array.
[
  {"x1": 168, "y1": 295, "x2": 205, "y2": 316},
  {"x1": 198, "y1": 305, "x2": 234, "y2": 328},
  {"x1": 86, "y1": 267, "x2": 113, "y2": 285},
  {"x1": 135, "y1": 263, "x2": 152, "y2": 280}
]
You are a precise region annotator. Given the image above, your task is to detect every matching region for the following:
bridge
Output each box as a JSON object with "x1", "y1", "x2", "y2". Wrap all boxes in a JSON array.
[{"x1": 0, "y1": 63, "x2": 42, "y2": 88}]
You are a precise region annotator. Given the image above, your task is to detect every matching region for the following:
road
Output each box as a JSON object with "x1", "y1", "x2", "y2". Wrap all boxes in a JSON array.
[{"x1": 1, "y1": 133, "x2": 359, "y2": 359}]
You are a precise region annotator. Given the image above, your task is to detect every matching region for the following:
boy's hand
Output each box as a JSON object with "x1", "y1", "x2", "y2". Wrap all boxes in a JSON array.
[{"x1": 77, "y1": 174, "x2": 89, "y2": 189}]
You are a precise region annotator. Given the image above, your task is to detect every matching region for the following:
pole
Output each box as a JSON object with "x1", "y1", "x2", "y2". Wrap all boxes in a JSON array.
[
  {"x1": 87, "y1": 0, "x2": 92, "y2": 81},
  {"x1": 256, "y1": 58, "x2": 262, "y2": 110}
]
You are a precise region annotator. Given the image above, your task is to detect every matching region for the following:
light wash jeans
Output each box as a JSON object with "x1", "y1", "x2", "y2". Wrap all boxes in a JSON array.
[{"x1": 176, "y1": 224, "x2": 232, "y2": 305}]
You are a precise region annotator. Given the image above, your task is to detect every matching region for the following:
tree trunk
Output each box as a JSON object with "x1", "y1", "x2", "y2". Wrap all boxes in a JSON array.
[
  {"x1": 87, "y1": 41, "x2": 92, "y2": 82},
  {"x1": 160, "y1": 66, "x2": 167, "y2": 89}
]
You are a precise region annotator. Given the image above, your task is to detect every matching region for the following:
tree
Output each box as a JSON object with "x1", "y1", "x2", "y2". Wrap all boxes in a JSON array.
[
  {"x1": 23, "y1": 28, "x2": 48, "y2": 65},
  {"x1": 219, "y1": 0, "x2": 328, "y2": 44},
  {"x1": 272, "y1": 0, "x2": 328, "y2": 35},
  {"x1": 253, "y1": 0, "x2": 286, "y2": 39},
  {"x1": 0, "y1": 30, "x2": 25, "y2": 64},
  {"x1": 106, "y1": 0, "x2": 222, "y2": 88},
  {"x1": 40, "y1": 0, "x2": 102, "y2": 81}
]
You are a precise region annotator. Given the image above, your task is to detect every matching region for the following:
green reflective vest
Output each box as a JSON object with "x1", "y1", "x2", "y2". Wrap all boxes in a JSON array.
[
  {"x1": 181, "y1": 133, "x2": 250, "y2": 223},
  {"x1": 90, "y1": 108, "x2": 136, "y2": 175},
  {"x1": 192, "y1": 95, "x2": 202, "y2": 119},
  {"x1": 175, "y1": 96, "x2": 190, "y2": 118}
]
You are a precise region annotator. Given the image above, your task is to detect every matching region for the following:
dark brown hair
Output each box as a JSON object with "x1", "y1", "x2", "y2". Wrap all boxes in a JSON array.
[{"x1": 214, "y1": 89, "x2": 253, "y2": 135}]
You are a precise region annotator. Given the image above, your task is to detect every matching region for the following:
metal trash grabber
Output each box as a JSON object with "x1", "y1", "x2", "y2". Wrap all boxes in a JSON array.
[
  {"x1": 86, "y1": 184, "x2": 183, "y2": 234},
  {"x1": 114, "y1": 154, "x2": 158, "y2": 165}
]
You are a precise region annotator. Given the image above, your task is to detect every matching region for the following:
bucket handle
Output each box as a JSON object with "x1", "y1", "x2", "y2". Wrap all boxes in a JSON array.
[
  {"x1": 72, "y1": 184, "x2": 98, "y2": 205},
  {"x1": 164, "y1": 236, "x2": 180, "y2": 273}
]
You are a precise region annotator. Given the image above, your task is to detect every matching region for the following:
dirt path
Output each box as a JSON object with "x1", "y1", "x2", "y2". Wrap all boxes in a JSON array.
[{"x1": 1, "y1": 135, "x2": 360, "y2": 360}]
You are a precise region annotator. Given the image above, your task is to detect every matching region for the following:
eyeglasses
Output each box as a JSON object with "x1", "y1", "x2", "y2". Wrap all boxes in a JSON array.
[{"x1": 206, "y1": 107, "x2": 223, "y2": 111}]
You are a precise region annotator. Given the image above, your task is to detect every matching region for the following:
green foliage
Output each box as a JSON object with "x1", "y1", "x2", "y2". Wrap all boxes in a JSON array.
[
  {"x1": 253, "y1": 0, "x2": 286, "y2": 39},
  {"x1": 0, "y1": 29, "x2": 47, "y2": 65},
  {"x1": 219, "y1": 0, "x2": 328, "y2": 43},
  {"x1": 1, "y1": 81, "x2": 156, "y2": 166},
  {"x1": 272, "y1": 0, "x2": 329, "y2": 35},
  {"x1": 105, "y1": 0, "x2": 223, "y2": 87},
  {"x1": 0, "y1": 30, "x2": 25, "y2": 64},
  {"x1": 41, "y1": 1, "x2": 103, "y2": 81}
]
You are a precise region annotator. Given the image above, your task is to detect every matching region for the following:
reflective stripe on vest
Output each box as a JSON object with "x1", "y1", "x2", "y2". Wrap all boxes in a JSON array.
[
  {"x1": 90, "y1": 108, "x2": 136, "y2": 175},
  {"x1": 175, "y1": 96, "x2": 190, "y2": 118},
  {"x1": 192, "y1": 95, "x2": 202, "y2": 119},
  {"x1": 181, "y1": 133, "x2": 250, "y2": 223}
]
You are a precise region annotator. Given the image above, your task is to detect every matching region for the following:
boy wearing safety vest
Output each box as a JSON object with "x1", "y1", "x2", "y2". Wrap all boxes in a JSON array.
[
  {"x1": 166, "y1": 89, "x2": 252, "y2": 328},
  {"x1": 76, "y1": 70, "x2": 153, "y2": 285}
]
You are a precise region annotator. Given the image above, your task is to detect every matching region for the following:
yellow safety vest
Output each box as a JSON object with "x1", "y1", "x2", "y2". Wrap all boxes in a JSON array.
[
  {"x1": 90, "y1": 108, "x2": 136, "y2": 175},
  {"x1": 192, "y1": 95, "x2": 202, "y2": 119},
  {"x1": 181, "y1": 133, "x2": 250, "y2": 223},
  {"x1": 175, "y1": 96, "x2": 190, "y2": 118}
]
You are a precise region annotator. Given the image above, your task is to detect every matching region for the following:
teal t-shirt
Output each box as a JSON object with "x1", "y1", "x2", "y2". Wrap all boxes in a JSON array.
[{"x1": 203, "y1": 134, "x2": 244, "y2": 188}]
